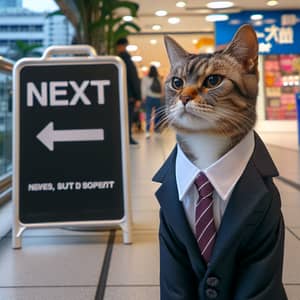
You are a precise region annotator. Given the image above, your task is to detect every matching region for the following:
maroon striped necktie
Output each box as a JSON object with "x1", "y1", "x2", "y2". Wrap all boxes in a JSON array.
[{"x1": 194, "y1": 173, "x2": 217, "y2": 264}]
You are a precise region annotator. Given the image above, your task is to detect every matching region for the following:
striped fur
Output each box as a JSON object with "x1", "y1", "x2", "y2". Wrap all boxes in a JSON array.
[{"x1": 163, "y1": 25, "x2": 258, "y2": 146}]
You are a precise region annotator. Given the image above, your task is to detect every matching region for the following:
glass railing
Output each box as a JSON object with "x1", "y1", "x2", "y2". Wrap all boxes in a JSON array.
[{"x1": 0, "y1": 56, "x2": 13, "y2": 207}]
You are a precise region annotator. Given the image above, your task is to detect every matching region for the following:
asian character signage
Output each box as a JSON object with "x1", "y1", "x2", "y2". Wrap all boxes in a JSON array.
[{"x1": 215, "y1": 11, "x2": 300, "y2": 54}]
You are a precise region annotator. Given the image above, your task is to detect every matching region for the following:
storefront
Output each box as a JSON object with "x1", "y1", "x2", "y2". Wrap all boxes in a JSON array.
[{"x1": 215, "y1": 10, "x2": 300, "y2": 132}]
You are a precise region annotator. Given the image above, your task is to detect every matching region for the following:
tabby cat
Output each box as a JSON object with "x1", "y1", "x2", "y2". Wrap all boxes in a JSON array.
[{"x1": 163, "y1": 24, "x2": 258, "y2": 169}]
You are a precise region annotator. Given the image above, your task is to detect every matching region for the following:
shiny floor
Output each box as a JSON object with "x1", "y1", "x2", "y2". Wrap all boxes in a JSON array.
[{"x1": 0, "y1": 129, "x2": 300, "y2": 300}]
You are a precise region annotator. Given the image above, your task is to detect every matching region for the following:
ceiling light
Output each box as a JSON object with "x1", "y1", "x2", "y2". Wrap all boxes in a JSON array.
[
  {"x1": 176, "y1": 1, "x2": 186, "y2": 7},
  {"x1": 168, "y1": 17, "x2": 181, "y2": 24},
  {"x1": 205, "y1": 47, "x2": 215, "y2": 53},
  {"x1": 267, "y1": 0, "x2": 279, "y2": 6},
  {"x1": 131, "y1": 56, "x2": 142, "y2": 62},
  {"x1": 152, "y1": 24, "x2": 162, "y2": 30},
  {"x1": 206, "y1": 1, "x2": 234, "y2": 9},
  {"x1": 206, "y1": 14, "x2": 229, "y2": 22},
  {"x1": 251, "y1": 14, "x2": 263, "y2": 21},
  {"x1": 150, "y1": 39, "x2": 158, "y2": 45},
  {"x1": 123, "y1": 15, "x2": 133, "y2": 21},
  {"x1": 141, "y1": 66, "x2": 149, "y2": 72},
  {"x1": 126, "y1": 44, "x2": 138, "y2": 52},
  {"x1": 151, "y1": 61, "x2": 161, "y2": 68},
  {"x1": 155, "y1": 10, "x2": 168, "y2": 16},
  {"x1": 192, "y1": 39, "x2": 198, "y2": 44}
]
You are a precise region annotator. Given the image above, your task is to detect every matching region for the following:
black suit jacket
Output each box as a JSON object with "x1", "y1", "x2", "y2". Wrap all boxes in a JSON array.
[
  {"x1": 153, "y1": 132, "x2": 287, "y2": 300},
  {"x1": 118, "y1": 51, "x2": 141, "y2": 101}
]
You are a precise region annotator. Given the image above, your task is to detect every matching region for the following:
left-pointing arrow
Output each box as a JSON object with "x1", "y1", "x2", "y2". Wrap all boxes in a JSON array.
[{"x1": 36, "y1": 122, "x2": 104, "y2": 151}]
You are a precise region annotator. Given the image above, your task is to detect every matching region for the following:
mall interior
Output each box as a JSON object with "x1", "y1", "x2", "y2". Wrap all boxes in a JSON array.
[{"x1": 1, "y1": 0, "x2": 300, "y2": 299}]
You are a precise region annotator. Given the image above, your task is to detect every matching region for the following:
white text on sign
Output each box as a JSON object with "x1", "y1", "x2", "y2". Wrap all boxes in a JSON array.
[
  {"x1": 26, "y1": 80, "x2": 111, "y2": 107},
  {"x1": 27, "y1": 181, "x2": 115, "y2": 192}
]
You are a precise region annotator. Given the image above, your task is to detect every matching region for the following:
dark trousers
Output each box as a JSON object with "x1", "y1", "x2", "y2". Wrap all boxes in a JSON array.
[{"x1": 128, "y1": 101, "x2": 134, "y2": 140}]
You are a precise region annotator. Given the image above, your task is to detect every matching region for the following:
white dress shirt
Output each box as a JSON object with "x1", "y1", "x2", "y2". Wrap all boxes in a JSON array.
[{"x1": 175, "y1": 131, "x2": 255, "y2": 234}]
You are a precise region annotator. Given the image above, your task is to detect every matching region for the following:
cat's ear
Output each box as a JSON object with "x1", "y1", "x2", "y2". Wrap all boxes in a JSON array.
[
  {"x1": 164, "y1": 36, "x2": 188, "y2": 66},
  {"x1": 224, "y1": 24, "x2": 258, "y2": 73}
]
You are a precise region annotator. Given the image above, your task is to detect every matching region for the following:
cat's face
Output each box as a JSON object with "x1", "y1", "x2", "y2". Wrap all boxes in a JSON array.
[{"x1": 164, "y1": 24, "x2": 259, "y2": 140}]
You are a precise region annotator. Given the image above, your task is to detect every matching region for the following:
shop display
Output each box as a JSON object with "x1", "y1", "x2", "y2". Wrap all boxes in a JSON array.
[{"x1": 264, "y1": 55, "x2": 300, "y2": 120}]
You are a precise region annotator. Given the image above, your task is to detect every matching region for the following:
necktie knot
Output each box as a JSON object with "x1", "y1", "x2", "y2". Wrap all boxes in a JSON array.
[{"x1": 194, "y1": 173, "x2": 213, "y2": 199}]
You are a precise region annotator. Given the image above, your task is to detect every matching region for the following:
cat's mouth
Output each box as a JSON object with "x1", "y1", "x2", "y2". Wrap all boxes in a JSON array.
[{"x1": 184, "y1": 103, "x2": 214, "y2": 117}]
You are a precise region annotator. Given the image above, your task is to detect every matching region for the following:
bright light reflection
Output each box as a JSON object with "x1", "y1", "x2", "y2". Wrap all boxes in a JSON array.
[
  {"x1": 152, "y1": 24, "x2": 162, "y2": 30},
  {"x1": 132, "y1": 56, "x2": 143, "y2": 62},
  {"x1": 176, "y1": 1, "x2": 186, "y2": 8},
  {"x1": 151, "y1": 61, "x2": 161, "y2": 68},
  {"x1": 205, "y1": 14, "x2": 229, "y2": 22},
  {"x1": 123, "y1": 15, "x2": 133, "y2": 21},
  {"x1": 168, "y1": 17, "x2": 181, "y2": 24},
  {"x1": 155, "y1": 10, "x2": 168, "y2": 16},
  {"x1": 126, "y1": 45, "x2": 138, "y2": 52},
  {"x1": 251, "y1": 14, "x2": 263, "y2": 21},
  {"x1": 267, "y1": 0, "x2": 279, "y2": 6},
  {"x1": 206, "y1": 1, "x2": 234, "y2": 9}
]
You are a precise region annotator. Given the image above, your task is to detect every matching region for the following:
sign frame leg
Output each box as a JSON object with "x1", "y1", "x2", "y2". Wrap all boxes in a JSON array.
[
  {"x1": 12, "y1": 222, "x2": 25, "y2": 249},
  {"x1": 120, "y1": 216, "x2": 132, "y2": 244}
]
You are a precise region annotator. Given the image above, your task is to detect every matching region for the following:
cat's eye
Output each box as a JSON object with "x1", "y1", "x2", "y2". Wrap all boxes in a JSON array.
[
  {"x1": 171, "y1": 77, "x2": 184, "y2": 89},
  {"x1": 203, "y1": 75, "x2": 223, "y2": 88}
]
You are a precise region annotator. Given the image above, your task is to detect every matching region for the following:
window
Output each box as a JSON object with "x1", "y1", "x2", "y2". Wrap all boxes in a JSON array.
[{"x1": 0, "y1": 73, "x2": 12, "y2": 174}]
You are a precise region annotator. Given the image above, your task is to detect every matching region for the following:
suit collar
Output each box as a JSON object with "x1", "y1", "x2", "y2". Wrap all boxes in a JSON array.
[
  {"x1": 252, "y1": 131, "x2": 279, "y2": 177},
  {"x1": 153, "y1": 131, "x2": 279, "y2": 185},
  {"x1": 175, "y1": 131, "x2": 255, "y2": 202},
  {"x1": 152, "y1": 147, "x2": 177, "y2": 183},
  {"x1": 154, "y1": 149, "x2": 207, "y2": 274}
]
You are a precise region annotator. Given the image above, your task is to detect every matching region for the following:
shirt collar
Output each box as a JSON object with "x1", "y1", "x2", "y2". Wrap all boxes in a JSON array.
[{"x1": 176, "y1": 131, "x2": 255, "y2": 201}]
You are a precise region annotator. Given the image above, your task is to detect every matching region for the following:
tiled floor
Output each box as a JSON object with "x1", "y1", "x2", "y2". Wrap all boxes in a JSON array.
[{"x1": 0, "y1": 129, "x2": 300, "y2": 300}]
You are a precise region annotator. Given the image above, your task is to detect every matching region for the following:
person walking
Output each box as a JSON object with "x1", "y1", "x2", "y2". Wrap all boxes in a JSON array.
[
  {"x1": 116, "y1": 37, "x2": 141, "y2": 145},
  {"x1": 141, "y1": 65, "x2": 163, "y2": 139}
]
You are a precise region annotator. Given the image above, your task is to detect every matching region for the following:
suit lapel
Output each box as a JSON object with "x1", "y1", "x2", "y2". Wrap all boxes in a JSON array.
[
  {"x1": 210, "y1": 132, "x2": 278, "y2": 265},
  {"x1": 154, "y1": 148, "x2": 207, "y2": 276},
  {"x1": 210, "y1": 158, "x2": 268, "y2": 265}
]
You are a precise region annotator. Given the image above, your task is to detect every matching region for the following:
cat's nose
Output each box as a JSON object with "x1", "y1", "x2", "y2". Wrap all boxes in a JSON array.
[{"x1": 179, "y1": 94, "x2": 193, "y2": 105}]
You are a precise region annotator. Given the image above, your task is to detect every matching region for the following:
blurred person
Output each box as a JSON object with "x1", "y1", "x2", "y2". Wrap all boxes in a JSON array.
[
  {"x1": 116, "y1": 37, "x2": 141, "y2": 145},
  {"x1": 141, "y1": 65, "x2": 163, "y2": 139},
  {"x1": 132, "y1": 100, "x2": 143, "y2": 132}
]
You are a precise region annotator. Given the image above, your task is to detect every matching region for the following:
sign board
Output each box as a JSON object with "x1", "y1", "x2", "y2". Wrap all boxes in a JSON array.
[
  {"x1": 215, "y1": 10, "x2": 300, "y2": 54},
  {"x1": 12, "y1": 45, "x2": 131, "y2": 248}
]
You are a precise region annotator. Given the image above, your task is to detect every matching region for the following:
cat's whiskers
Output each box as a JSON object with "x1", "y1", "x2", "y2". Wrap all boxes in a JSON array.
[
  {"x1": 159, "y1": 103, "x2": 176, "y2": 120},
  {"x1": 151, "y1": 105, "x2": 170, "y2": 130},
  {"x1": 155, "y1": 105, "x2": 166, "y2": 113},
  {"x1": 155, "y1": 107, "x2": 167, "y2": 119},
  {"x1": 155, "y1": 115, "x2": 170, "y2": 131},
  {"x1": 185, "y1": 103, "x2": 215, "y2": 120}
]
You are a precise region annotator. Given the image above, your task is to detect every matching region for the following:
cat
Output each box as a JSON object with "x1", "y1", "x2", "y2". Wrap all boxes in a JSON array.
[
  {"x1": 163, "y1": 24, "x2": 258, "y2": 169},
  {"x1": 154, "y1": 24, "x2": 287, "y2": 299}
]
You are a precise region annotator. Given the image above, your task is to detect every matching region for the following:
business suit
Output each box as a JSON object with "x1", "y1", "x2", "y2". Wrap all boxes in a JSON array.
[{"x1": 153, "y1": 132, "x2": 287, "y2": 300}]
